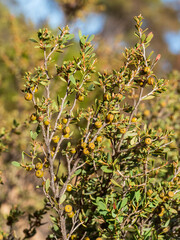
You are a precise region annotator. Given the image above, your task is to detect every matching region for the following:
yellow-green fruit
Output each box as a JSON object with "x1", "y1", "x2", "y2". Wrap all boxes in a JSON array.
[
  {"x1": 44, "y1": 119, "x2": 50, "y2": 126},
  {"x1": 63, "y1": 126, "x2": 70, "y2": 135},
  {"x1": 88, "y1": 142, "x2": 95, "y2": 150},
  {"x1": 68, "y1": 211, "x2": 75, "y2": 218},
  {"x1": 160, "y1": 101, "x2": 166, "y2": 108},
  {"x1": 116, "y1": 93, "x2": 123, "y2": 100},
  {"x1": 52, "y1": 135, "x2": 60, "y2": 143},
  {"x1": 62, "y1": 118, "x2": 68, "y2": 124},
  {"x1": 158, "y1": 207, "x2": 165, "y2": 217},
  {"x1": 26, "y1": 166, "x2": 32, "y2": 171},
  {"x1": 57, "y1": 123, "x2": 63, "y2": 130},
  {"x1": 67, "y1": 184, "x2": 72, "y2": 192},
  {"x1": 143, "y1": 110, "x2": 150, "y2": 117},
  {"x1": 168, "y1": 191, "x2": 174, "y2": 198},
  {"x1": 31, "y1": 86, "x2": 38, "y2": 93},
  {"x1": 106, "y1": 114, "x2": 114, "y2": 122},
  {"x1": 78, "y1": 95, "x2": 84, "y2": 102},
  {"x1": 131, "y1": 117, "x2": 137, "y2": 123},
  {"x1": 35, "y1": 170, "x2": 44, "y2": 178},
  {"x1": 163, "y1": 196, "x2": 169, "y2": 202},
  {"x1": 139, "y1": 81, "x2": 144, "y2": 87},
  {"x1": 103, "y1": 93, "x2": 111, "y2": 101},
  {"x1": 96, "y1": 136, "x2": 103, "y2": 142},
  {"x1": 95, "y1": 121, "x2": 102, "y2": 129},
  {"x1": 71, "y1": 234, "x2": 77, "y2": 240},
  {"x1": 24, "y1": 93, "x2": 33, "y2": 101},
  {"x1": 30, "y1": 113, "x2": 37, "y2": 121},
  {"x1": 145, "y1": 137, "x2": 152, "y2": 145},
  {"x1": 71, "y1": 148, "x2": 76, "y2": 154},
  {"x1": 96, "y1": 238, "x2": 102, "y2": 240},
  {"x1": 83, "y1": 148, "x2": 89, "y2": 155},
  {"x1": 64, "y1": 134, "x2": 69, "y2": 138},
  {"x1": 51, "y1": 151, "x2": 55, "y2": 157},
  {"x1": 81, "y1": 141, "x2": 87, "y2": 148},
  {"x1": 35, "y1": 162, "x2": 43, "y2": 170},
  {"x1": 85, "y1": 238, "x2": 90, "y2": 240},
  {"x1": 147, "y1": 189, "x2": 153, "y2": 196},
  {"x1": 144, "y1": 66, "x2": 151, "y2": 73},
  {"x1": 147, "y1": 77, "x2": 154, "y2": 85},
  {"x1": 64, "y1": 205, "x2": 72, "y2": 213},
  {"x1": 120, "y1": 128, "x2": 126, "y2": 134},
  {"x1": 160, "y1": 192, "x2": 165, "y2": 198},
  {"x1": 162, "y1": 227, "x2": 169, "y2": 233}
]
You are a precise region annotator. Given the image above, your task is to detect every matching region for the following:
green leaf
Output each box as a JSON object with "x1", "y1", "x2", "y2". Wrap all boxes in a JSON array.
[
  {"x1": 141, "y1": 33, "x2": 146, "y2": 42},
  {"x1": 111, "y1": 179, "x2": 121, "y2": 187},
  {"x1": 29, "y1": 38, "x2": 38, "y2": 43},
  {"x1": 97, "y1": 201, "x2": 107, "y2": 210},
  {"x1": 69, "y1": 75, "x2": 76, "y2": 85},
  {"x1": 143, "y1": 95, "x2": 155, "y2": 100},
  {"x1": 57, "y1": 95, "x2": 61, "y2": 106},
  {"x1": 59, "y1": 194, "x2": 66, "y2": 204},
  {"x1": 22, "y1": 151, "x2": 25, "y2": 162},
  {"x1": 88, "y1": 84, "x2": 95, "y2": 91},
  {"x1": 169, "y1": 208, "x2": 177, "y2": 214},
  {"x1": 45, "y1": 44, "x2": 52, "y2": 48},
  {"x1": 67, "y1": 33, "x2": 74, "y2": 40},
  {"x1": 53, "y1": 224, "x2": 59, "y2": 231},
  {"x1": 88, "y1": 34, "x2": 95, "y2": 42},
  {"x1": 101, "y1": 166, "x2": 113, "y2": 173},
  {"x1": 146, "y1": 32, "x2": 154, "y2": 43},
  {"x1": 120, "y1": 198, "x2": 128, "y2": 209},
  {"x1": 45, "y1": 179, "x2": 50, "y2": 192},
  {"x1": 30, "y1": 131, "x2": 38, "y2": 140},
  {"x1": 74, "y1": 169, "x2": 81, "y2": 176},
  {"x1": 59, "y1": 77, "x2": 66, "y2": 83},
  {"x1": 147, "y1": 51, "x2": 154, "y2": 60},
  {"x1": 135, "y1": 190, "x2": 141, "y2": 203},
  {"x1": 80, "y1": 37, "x2": 86, "y2": 45},
  {"x1": 12, "y1": 161, "x2": 21, "y2": 167}
]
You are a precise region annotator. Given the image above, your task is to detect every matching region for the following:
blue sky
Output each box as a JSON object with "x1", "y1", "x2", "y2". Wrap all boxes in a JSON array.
[
  {"x1": 1, "y1": 0, "x2": 180, "y2": 54},
  {"x1": 1, "y1": 0, "x2": 106, "y2": 36}
]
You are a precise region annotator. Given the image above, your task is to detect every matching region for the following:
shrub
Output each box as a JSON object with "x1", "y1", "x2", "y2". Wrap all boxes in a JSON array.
[{"x1": 2, "y1": 15, "x2": 180, "y2": 240}]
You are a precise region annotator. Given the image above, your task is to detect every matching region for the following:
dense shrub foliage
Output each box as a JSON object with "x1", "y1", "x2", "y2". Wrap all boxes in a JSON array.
[{"x1": 0, "y1": 15, "x2": 179, "y2": 240}]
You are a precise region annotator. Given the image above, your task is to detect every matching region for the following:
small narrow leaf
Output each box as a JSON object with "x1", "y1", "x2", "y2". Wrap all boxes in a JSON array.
[
  {"x1": 146, "y1": 32, "x2": 154, "y2": 43},
  {"x1": 12, "y1": 161, "x2": 21, "y2": 167},
  {"x1": 69, "y1": 75, "x2": 76, "y2": 85},
  {"x1": 120, "y1": 198, "x2": 128, "y2": 209},
  {"x1": 111, "y1": 179, "x2": 121, "y2": 187},
  {"x1": 101, "y1": 166, "x2": 113, "y2": 173},
  {"x1": 80, "y1": 37, "x2": 86, "y2": 45},
  {"x1": 88, "y1": 34, "x2": 95, "y2": 42},
  {"x1": 22, "y1": 151, "x2": 25, "y2": 162},
  {"x1": 135, "y1": 190, "x2": 141, "y2": 203},
  {"x1": 45, "y1": 179, "x2": 50, "y2": 192},
  {"x1": 29, "y1": 38, "x2": 38, "y2": 43},
  {"x1": 143, "y1": 95, "x2": 155, "y2": 100},
  {"x1": 59, "y1": 194, "x2": 66, "y2": 204},
  {"x1": 67, "y1": 33, "x2": 74, "y2": 40},
  {"x1": 74, "y1": 169, "x2": 81, "y2": 176}
]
